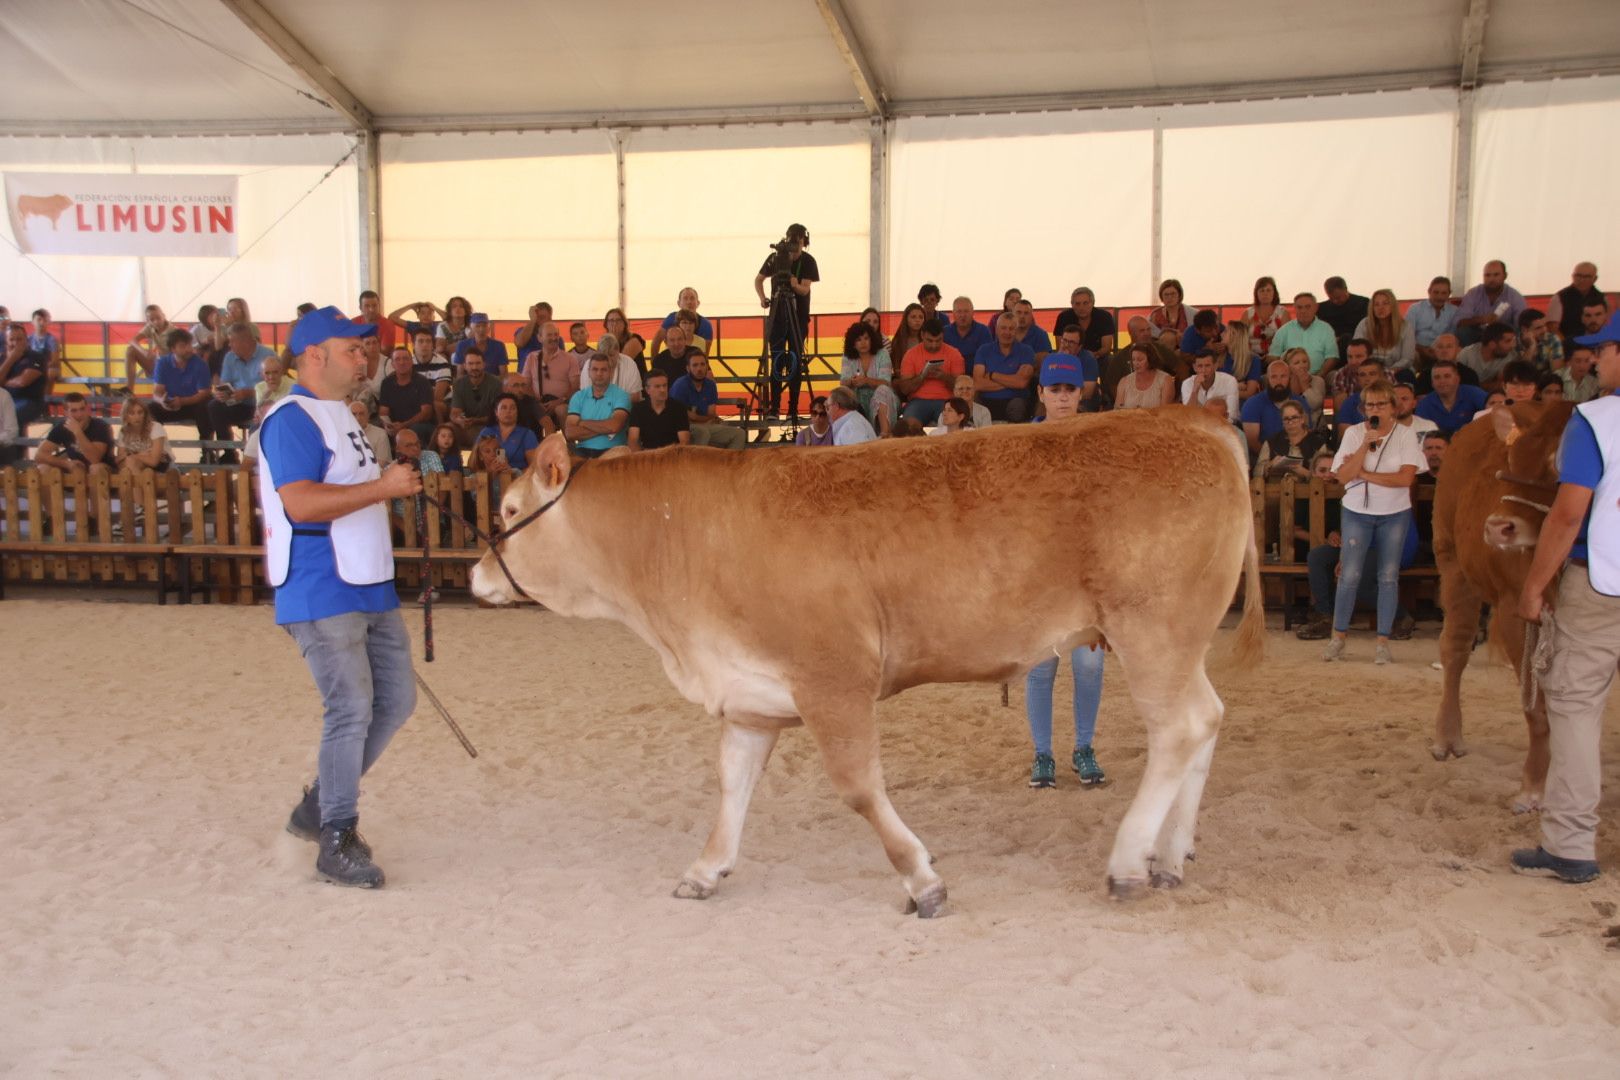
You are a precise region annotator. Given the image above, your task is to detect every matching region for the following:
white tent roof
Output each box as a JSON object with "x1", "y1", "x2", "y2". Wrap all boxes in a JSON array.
[{"x1": 6, "y1": 0, "x2": 1620, "y2": 135}]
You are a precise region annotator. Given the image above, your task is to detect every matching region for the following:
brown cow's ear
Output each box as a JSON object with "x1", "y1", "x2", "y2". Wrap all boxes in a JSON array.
[
  {"x1": 536, "y1": 432, "x2": 572, "y2": 490},
  {"x1": 1491, "y1": 406, "x2": 1516, "y2": 444}
]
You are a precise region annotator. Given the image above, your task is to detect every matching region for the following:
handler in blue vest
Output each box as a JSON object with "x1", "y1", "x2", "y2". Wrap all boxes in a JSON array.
[
  {"x1": 258, "y1": 306, "x2": 423, "y2": 888},
  {"x1": 1513, "y1": 310, "x2": 1620, "y2": 885}
]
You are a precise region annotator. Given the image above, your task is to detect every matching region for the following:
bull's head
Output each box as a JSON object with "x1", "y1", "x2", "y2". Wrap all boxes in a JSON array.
[
  {"x1": 469, "y1": 433, "x2": 575, "y2": 606},
  {"x1": 1481, "y1": 401, "x2": 1572, "y2": 551}
]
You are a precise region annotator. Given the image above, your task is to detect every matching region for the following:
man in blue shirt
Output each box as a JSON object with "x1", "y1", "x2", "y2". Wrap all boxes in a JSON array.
[
  {"x1": 972, "y1": 315, "x2": 1037, "y2": 423},
  {"x1": 259, "y1": 306, "x2": 422, "y2": 889},
  {"x1": 1414, "y1": 360, "x2": 1489, "y2": 435},
  {"x1": 1240, "y1": 360, "x2": 1311, "y2": 453},
  {"x1": 452, "y1": 313, "x2": 510, "y2": 374},
  {"x1": 1011, "y1": 300, "x2": 1052, "y2": 360},
  {"x1": 670, "y1": 353, "x2": 745, "y2": 449},
  {"x1": 1408, "y1": 276, "x2": 1460, "y2": 366},
  {"x1": 1512, "y1": 311, "x2": 1620, "y2": 885},
  {"x1": 942, "y1": 296, "x2": 992, "y2": 367},
  {"x1": 209, "y1": 322, "x2": 275, "y2": 462},
  {"x1": 566, "y1": 353, "x2": 631, "y2": 457},
  {"x1": 150, "y1": 327, "x2": 218, "y2": 441}
]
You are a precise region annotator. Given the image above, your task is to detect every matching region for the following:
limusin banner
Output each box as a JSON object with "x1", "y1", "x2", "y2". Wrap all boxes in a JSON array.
[{"x1": 5, "y1": 172, "x2": 239, "y2": 258}]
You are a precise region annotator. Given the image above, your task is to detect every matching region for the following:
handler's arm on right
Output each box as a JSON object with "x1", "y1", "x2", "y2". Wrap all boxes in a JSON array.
[{"x1": 1520, "y1": 484, "x2": 1593, "y2": 623}]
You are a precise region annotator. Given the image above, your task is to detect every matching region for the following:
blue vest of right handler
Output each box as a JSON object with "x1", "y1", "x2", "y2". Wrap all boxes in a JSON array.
[{"x1": 1561, "y1": 391, "x2": 1620, "y2": 592}]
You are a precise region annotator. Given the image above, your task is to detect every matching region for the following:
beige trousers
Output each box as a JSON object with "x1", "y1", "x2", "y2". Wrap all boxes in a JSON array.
[
  {"x1": 691, "y1": 423, "x2": 745, "y2": 451},
  {"x1": 1540, "y1": 563, "x2": 1620, "y2": 861}
]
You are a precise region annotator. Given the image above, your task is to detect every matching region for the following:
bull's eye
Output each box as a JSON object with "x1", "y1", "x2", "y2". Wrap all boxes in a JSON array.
[{"x1": 503, "y1": 505, "x2": 517, "y2": 518}]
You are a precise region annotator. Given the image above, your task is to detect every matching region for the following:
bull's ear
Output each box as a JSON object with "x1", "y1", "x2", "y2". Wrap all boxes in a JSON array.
[
  {"x1": 536, "y1": 432, "x2": 572, "y2": 490},
  {"x1": 1491, "y1": 405, "x2": 1516, "y2": 444}
]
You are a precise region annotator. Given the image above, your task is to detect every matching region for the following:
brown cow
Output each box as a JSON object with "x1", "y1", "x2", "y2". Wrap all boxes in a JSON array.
[
  {"x1": 471, "y1": 410, "x2": 1264, "y2": 915},
  {"x1": 17, "y1": 194, "x2": 74, "y2": 229},
  {"x1": 1431, "y1": 401, "x2": 1571, "y2": 810}
]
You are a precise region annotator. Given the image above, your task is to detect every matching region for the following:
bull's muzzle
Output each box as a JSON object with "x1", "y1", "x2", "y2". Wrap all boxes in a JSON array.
[
  {"x1": 1484, "y1": 514, "x2": 1537, "y2": 551},
  {"x1": 469, "y1": 551, "x2": 516, "y2": 605}
]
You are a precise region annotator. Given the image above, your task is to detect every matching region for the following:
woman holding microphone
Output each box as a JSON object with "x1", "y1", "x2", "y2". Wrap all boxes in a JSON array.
[{"x1": 1322, "y1": 379, "x2": 1428, "y2": 665}]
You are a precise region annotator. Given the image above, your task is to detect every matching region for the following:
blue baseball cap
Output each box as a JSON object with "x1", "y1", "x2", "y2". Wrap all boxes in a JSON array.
[
  {"x1": 1040, "y1": 356, "x2": 1084, "y2": 387},
  {"x1": 468, "y1": 312, "x2": 490, "y2": 324},
  {"x1": 1574, "y1": 311, "x2": 1620, "y2": 348},
  {"x1": 289, "y1": 305, "x2": 374, "y2": 353}
]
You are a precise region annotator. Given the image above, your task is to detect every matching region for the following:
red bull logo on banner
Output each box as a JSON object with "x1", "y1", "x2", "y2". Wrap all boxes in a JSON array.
[{"x1": 5, "y1": 172, "x2": 238, "y2": 258}]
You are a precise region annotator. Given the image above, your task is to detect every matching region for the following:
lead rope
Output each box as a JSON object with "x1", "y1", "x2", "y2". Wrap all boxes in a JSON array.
[
  {"x1": 1521, "y1": 608, "x2": 1557, "y2": 715},
  {"x1": 412, "y1": 488, "x2": 478, "y2": 758}
]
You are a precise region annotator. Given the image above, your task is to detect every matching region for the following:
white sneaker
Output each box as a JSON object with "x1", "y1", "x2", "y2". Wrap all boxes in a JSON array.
[
  {"x1": 1375, "y1": 643, "x2": 1393, "y2": 665},
  {"x1": 1322, "y1": 637, "x2": 1346, "y2": 662}
]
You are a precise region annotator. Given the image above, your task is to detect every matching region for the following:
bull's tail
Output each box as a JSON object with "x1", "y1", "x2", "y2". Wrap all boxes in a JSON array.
[{"x1": 1228, "y1": 517, "x2": 1267, "y2": 670}]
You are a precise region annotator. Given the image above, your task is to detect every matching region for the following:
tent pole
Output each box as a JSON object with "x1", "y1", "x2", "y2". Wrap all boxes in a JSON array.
[
  {"x1": 612, "y1": 129, "x2": 628, "y2": 312},
  {"x1": 1450, "y1": 88, "x2": 1477, "y2": 287},
  {"x1": 357, "y1": 130, "x2": 381, "y2": 294},
  {"x1": 1150, "y1": 122, "x2": 1163, "y2": 303},
  {"x1": 869, "y1": 117, "x2": 886, "y2": 309}
]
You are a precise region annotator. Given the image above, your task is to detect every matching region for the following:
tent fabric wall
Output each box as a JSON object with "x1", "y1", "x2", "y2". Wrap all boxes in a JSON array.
[
  {"x1": 0, "y1": 134, "x2": 358, "y2": 322},
  {"x1": 1470, "y1": 75, "x2": 1620, "y2": 295}
]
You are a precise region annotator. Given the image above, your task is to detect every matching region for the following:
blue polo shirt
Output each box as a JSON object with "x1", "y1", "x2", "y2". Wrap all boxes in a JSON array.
[
  {"x1": 670, "y1": 374, "x2": 720, "y2": 417},
  {"x1": 1020, "y1": 325, "x2": 1053, "y2": 354},
  {"x1": 476, "y1": 424, "x2": 540, "y2": 471},
  {"x1": 567, "y1": 384, "x2": 631, "y2": 451},
  {"x1": 661, "y1": 311, "x2": 715, "y2": 341},
  {"x1": 153, "y1": 352, "x2": 213, "y2": 399},
  {"x1": 453, "y1": 338, "x2": 511, "y2": 374},
  {"x1": 942, "y1": 320, "x2": 992, "y2": 364},
  {"x1": 259, "y1": 386, "x2": 399, "y2": 625},
  {"x1": 1414, "y1": 385, "x2": 1488, "y2": 434},
  {"x1": 1180, "y1": 326, "x2": 1221, "y2": 355},
  {"x1": 1555, "y1": 396, "x2": 1618, "y2": 560},
  {"x1": 1218, "y1": 355, "x2": 1264, "y2": 384},
  {"x1": 972, "y1": 342, "x2": 1036, "y2": 401},
  {"x1": 220, "y1": 343, "x2": 274, "y2": 392},
  {"x1": 1239, "y1": 392, "x2": 1310, "y2": 441}
]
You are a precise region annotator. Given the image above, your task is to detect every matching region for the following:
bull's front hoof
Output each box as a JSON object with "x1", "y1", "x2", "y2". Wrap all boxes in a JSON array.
[
  {"x1": 904, "y1": 883, "x2": 948, "y2": 919},
  {"x1": 672, "y1": 878, "x2": 716, "y2": 901},
  {"x1": 1107, "y1": 875, "x2": 1149, "y2": 901},
  {"x1": 1430, "y1": 741, "x2": 1469, "y2": 761},
  {"x1": 1150, "y1": 870, "x2": 1183, "y2": 890},
  {"x1": 1511, "y1": 792, "x2": 1544, "y2": 814}
]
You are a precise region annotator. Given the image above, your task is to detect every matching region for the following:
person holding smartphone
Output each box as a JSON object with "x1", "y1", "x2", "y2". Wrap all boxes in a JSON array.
[{"x1": 894, "y1": 317, "x2": 964, "y2": 426}]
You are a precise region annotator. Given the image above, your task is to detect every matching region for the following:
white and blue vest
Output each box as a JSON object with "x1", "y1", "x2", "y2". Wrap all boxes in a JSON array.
[{"x1": 1574, "y1": 393, "x2": 1620, "y2": 597}]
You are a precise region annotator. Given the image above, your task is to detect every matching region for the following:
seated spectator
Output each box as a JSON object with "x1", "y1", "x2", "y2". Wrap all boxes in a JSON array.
[
  {"x1": 1559, "y1": 345, "x2": 1600, "y2": 403},
  {"x1": 1052, "y1": 286, "x2": 1116, "y2": 356},
  {"x1": 1317, "y1": 277, "x2": 1369, "y2": 362},
  {"x1": 437, "y1": 295, "x2": 473, "y2": 345},
  {"x1": 191, "y1": 303, "x2": 223, "y2": 368},
  {"x1": 114, "y1": 396, "x2": 170, "y2": 474},
  {"x1": 1222, "y1": 321, "x2": 1263, "y2": 399},
  {"x1": 1546, "y1": 262, "x2": 1603, "y2": 342},
  {"x1": 354, "y1": 290, "x2": 396, "y2": 351},
  {"x1": 149, "y1": 328, "x2": 216, "y2": 442},
  {"x1": 1284, "y1": 346, "x2": 1326, "y2": 425},
  {"x1": 502, "y1": 372, "x2": 550, "y2": 437},
  {"x1": 209, "y1": 322, "x2": 274, "y2": 462},
  {"x1": 926, "y1": 396, "x2": 975, "y2": 436},
  {"x1": 1178, "y1": 308, "x2": 1224, "y2": 361},
  {"x1": 627, "y1": 369, "x2": 691, "y2": 451},
  {"x1": 0, "y1": 381, "x2": 18, "y2": 466},
  {"x1": 826, "y1": 385, "x2": 877, "y2": 446},
  {"x1": 1148, "y1": 278, "x2": 1196, "y2": 337},
  {"x1": 1113, "y1": 342, "x2": 1174, "y2": 410},
  {"x1": 1409, "y1": 333, "x2": 1475, "y2": 395},
  {"x1": 942, "y1": 296, "x2": 992, "y2": 366},
  {"x1": 386, "y1": 299, "x2": 445, "y2": 342},
  {"x1": 525, "y1": 322, "x2": 582, "y2": 432},
  {"x1": 890, "y1": 303, "x2": 927, "y2": 365},
  {"x1": 670, "y1": 353, "x2": 745, "y2": 450},
  {"x1": 917, "y1": 282, "x2": 944, "y2": 324},
  {"x1": 860, "y1": 307, "x2": 890, "y2": 350},
  {"x1": 1254, "y1": 400, "x2": 1323, "y2": 480},
  {"x1": 28, "y1": 309, "x2": 60, "y2": 384},
  {"x1": 952, "y1": 374, "x2": 994, "y2": 431},
  {"x1": 1353, "y1": 289, "x2": 1415, "y2": 374},
  {"x1": 449, "y1": 351, "x2": 502, "y2": 447},
  {"x1": 429, "y1": 423, "x2": 463, "y2": 473},
  {"x1": 566, "y1": 321, "x2": 593, "y2": 357},
  {"x1": 1243, "y1": 276, "x2": 1289, "y2": 360},
  {"x1": 650, "y1": 322, "x2": 703, "y2": 389},
  {"x1": 1011, "y1": 299, "x2": 1053, "y2": 360},
  {"x1": 673, "y1": 309, "x2": 707, "y2": 356},
  {"x1": 453, "y1": 313, "x2": 510, "y2": 374},
  {"x1": 987, "y1": 288, "x2": 1020, "y2": 333},
  {"x1": 1518, "y1": 308, "x2": 1563, "y2": 371},
  {"x1": 1537, "y1": 372, "x2": 1566, "y2": 403},
  {"x1": 601, "y1": 308, "x2": 633, "y2": 359},
  {"x1": 1391, "y1": 383, "x2": 1439, "y2": 436},
  {"x1": 388, "y1": 427, "x2": 441, "y2": 540},
  {"x1": 1181, "y1": 352, "x2": 1240, "y2": 422},
  {"x1": 1575, "y1": 297, "x2": 1610, "y2": 344},
  {"x1": 409, "y1": 328, "x2": 453, "y2": 419},
  {"x1": 349, "y1": 399, "x2": 392, "y2": 468},
  {"x1": 1455, "y1": 259, "x2": 1526, "y2": 344},
  {"x1": 353, "y1": 331, "x2": 387, "y2": 417},
  {"x1": 1335, "y1": 355, "x2": 1388, "y2": 430},
  {"x1": 838, "y1": 321, "x2": 898, "y2": 434},
  {"x1": 1414, "y1": 360, "x2": 1488, "y2": 435},
  {"x1": 795, "y1": 395, "x2": 835, "y2": 446},
  {"x1": 622, "y1": 330, "x2": 647, "y2": 365},
  {"x1": 477, "y1": 393, "x2": 541, "y2": 472},
  {"x1": 1456, "y1": 322, "x2": 1519, "y2": 390},
  {"x1": 513, "y1": 300, "x2": 554, "y2": 363},
  {"x1": 595, "y1": 333, "x2": 645, "y2": 403},
  {"x1": 1044, "y1": 326, "x2": 1100, "y2": 410},
  {"x1": 1, "y1": 321, "x2": 48, "y2": 429},
  {"x1": 255, "y1": 354, "x2": 293, "y2": 419},
  {"x1": 1498, "y1": 360, "x2": 1540, "y2": 408},
  {"x1": 1241, "y1": 360, "x2": 1311, "y2": 453},
  {"x1": 124, "y1": 303, "x2": 172, "y2": 391},
  {"x1": 1268, "y1": 292, "x2": 1339, "y2": 375},
  {"x1": 1422, "y1": 429, "x2": 1449, "y2": 477},
  {"x1": 649, "y1": 287, "x2": 714, "y2": 356},
  {"x1": 1408, "y1": 276, "x2": 1460, "y2": 365},
  {"x1": 895, "y1": 318, "x2": 964, "y2": 427},
  {"x1": 565, "y1": 354, "x2": 632, "y2": 458},
  {"x1": 34, "y1": 392, "x2": 113, "y2": 475},
  {"x1": 470, "y1": 434, "x2": 512, "y2": 478},
  {"x1": 379, "y1": 346, "x2": 438, "y2": 447},
  {"x1": 972, "y1": 316, "x2": 1038, "y2": 422}
]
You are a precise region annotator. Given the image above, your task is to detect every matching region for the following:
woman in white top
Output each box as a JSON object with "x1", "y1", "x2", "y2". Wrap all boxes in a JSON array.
[
  {"x1": 926, "y1": 396, "x2": 974, "y2": 436},
  {"x1": 1323, "y1": 379, "x2": 1428, "y2": 664},
  {"x1": 1114, "y1": 343, "x2": 1175, "y2": 409},
  {"x1": 1352, "y1": 288, "x2": 1415, "y2": 373},
  {"x1": 115, "y1": 395, "x2": 170, "y2": 473}
]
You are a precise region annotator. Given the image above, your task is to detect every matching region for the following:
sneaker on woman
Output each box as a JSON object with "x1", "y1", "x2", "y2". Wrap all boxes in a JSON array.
[
  {"x1": 1073, "y1": 746, "x2": 1106, "y2": 786},
  {"x1": 1028, "y1": 753, "x2": 1056, "y2": 789}
]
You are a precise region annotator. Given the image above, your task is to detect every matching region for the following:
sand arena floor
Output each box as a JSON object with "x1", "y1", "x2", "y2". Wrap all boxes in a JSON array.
[{"x1": 2, "y1": 596, "x2": 1618, "y2": 1078}]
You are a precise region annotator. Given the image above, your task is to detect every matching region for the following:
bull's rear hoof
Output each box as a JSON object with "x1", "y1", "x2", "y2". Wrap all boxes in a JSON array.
[
  {"x1": 1150, "y1": 870, "x2": 1183, "y2": 890},
  {"x1": 1108, "y1": 875, "x2": 1149, "y2": 901},
  {"x1": 672, "y1": 879, "x2": 716, "y2": 901},
  {"x1": 1430, "y1": 742, "x2": 1469, "y2": 761},
  {"x1": 905, "y1": 884, "x2": 948, "y2": 919}
]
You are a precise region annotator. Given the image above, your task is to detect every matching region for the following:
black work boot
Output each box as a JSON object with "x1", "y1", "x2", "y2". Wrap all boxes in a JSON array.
[
  {"x1": 287, "y1": 785, "x2": 371, "y2": 859},
  {"x1": 316, "y1": 824, "x2": 385, "y2": 889}
]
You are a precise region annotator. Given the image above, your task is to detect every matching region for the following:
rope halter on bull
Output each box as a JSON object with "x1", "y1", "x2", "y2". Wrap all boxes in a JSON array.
[
  {"x1": 1494, "y1": 469, "x2": 1558, "y2": 517},
  {"x1": 429, "y1": 466, "x2": 578, "y2": 605},
  {"x1": 1490, "y1": 468, "x2": 1562, "y2": 713}
]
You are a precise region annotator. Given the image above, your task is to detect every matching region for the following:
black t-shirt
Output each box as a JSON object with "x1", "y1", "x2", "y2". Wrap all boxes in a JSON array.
[
  {"x1": 759, "y1": 249, "x2": 819, "y2": 345},
  {"x1": 628, "y1": 398, "x2": 690, "y2": 450},
  {"x1": 45, "y1": 418, "x2": 115, "y2": 464},
  {"x1": 1318, "y1": 295, "x2": 1369, "y2": 351},
  {"x1": 652, "y1": 348, "x2": 697, "y2": 389},
  {"x1": 1052, "y1": 308, "x2": 1118, "y2": 355},
  {"x1": 377, "y1": 373, "x2": 437, "y2": 424},
  {"x1": 4, "y1": 349, "x2": 47, "y2": 402}
]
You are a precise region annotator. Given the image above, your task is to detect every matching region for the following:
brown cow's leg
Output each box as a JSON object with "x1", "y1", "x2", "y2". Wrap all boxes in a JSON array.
[
  {"x1": 803, "y1": 703, "x2": 945, "y2": 917},
  {"x1": 1434, "y1": 559, "x2": 1483, "y2": 760},
  {"x1": 1149, "y1": 671, "x2": 1225, "y2": 889},
  {"x1": 674, "y1": 720, "x2": 782, "y2": 901}
]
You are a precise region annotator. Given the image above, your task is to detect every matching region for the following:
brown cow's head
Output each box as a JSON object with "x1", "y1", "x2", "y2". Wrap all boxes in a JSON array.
[
  {"x1": 469, "y1": 433, "x2": 574, "y2": 606},
  {"x1": 1482, "y1": 401, "x2": 1574, "y2": 551}
]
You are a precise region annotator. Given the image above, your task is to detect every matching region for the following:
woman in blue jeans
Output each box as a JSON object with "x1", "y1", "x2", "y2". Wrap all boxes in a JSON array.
[{"x1": 1324, "y1": 380, "x2": 1429, "y2": 665}]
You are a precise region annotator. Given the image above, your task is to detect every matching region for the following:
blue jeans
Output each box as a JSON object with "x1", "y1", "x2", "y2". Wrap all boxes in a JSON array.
[
  {"x1": 1308, "y1": 544, "x2": 1409, "y2": 622},
  {"x1": 284, "y1": 608, "x2": 417, "y2": 828},
  {"x1": 1333, "y1": 507, "x2": 1409, "y2": 637},
  {"x1": 1025, "y1": 646, "x2": 1105, "y2": 756},
  {"x1": 902, "y1": 398, "x2": 946, "y2": 425}
]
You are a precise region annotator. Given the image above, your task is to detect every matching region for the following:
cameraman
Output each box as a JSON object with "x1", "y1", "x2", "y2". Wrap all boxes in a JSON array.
[{"x1": 754, "y1": 223, "x2": 819, "y2": 418}]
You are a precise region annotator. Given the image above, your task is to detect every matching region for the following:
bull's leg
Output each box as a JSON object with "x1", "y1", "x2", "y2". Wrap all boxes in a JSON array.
[
  {"x1": 803, "y1": 703, "x2": 946, "y2": 917},
  {"x1": 1149, "y1": 671, "x2": 1225, "y2": 889},
  {"x1": 1434, "y1": 560, "x2": 1483, "y2": 760},
  {"x1": 674, "y1": 720, "x2": 781, "y2": 901},
  {"x1": 1518, "y1": 694, "x2": 1551, "y2": 813}
]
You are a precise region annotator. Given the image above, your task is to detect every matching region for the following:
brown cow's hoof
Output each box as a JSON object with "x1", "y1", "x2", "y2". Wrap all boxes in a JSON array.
[
  {"x1": 1430, "y1": 741, "x2": 1469, "y2": 761},
  {"x1": 672, "y1": 878, "x2": 716, "y2": 900},
  {"x1": 1107, "y1": 875, "x2": 1149, "y2": 901},
  {"x1": 1150, "y1": 870, "x2": 1183, "y2": 890},
  {"x1": 905, "y1": 884, "x2": 948, "y2": 919}
]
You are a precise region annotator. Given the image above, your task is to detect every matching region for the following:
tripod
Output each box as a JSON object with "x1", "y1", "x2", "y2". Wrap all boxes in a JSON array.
[{"x1": 749, "y1": 273, "x2": 813, "y2": 443}]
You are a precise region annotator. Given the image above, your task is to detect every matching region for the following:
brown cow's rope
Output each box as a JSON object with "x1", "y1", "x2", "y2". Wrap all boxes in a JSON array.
[{"x1": 1521, "y1": 609, "x2": 1556, "y2": 714}]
